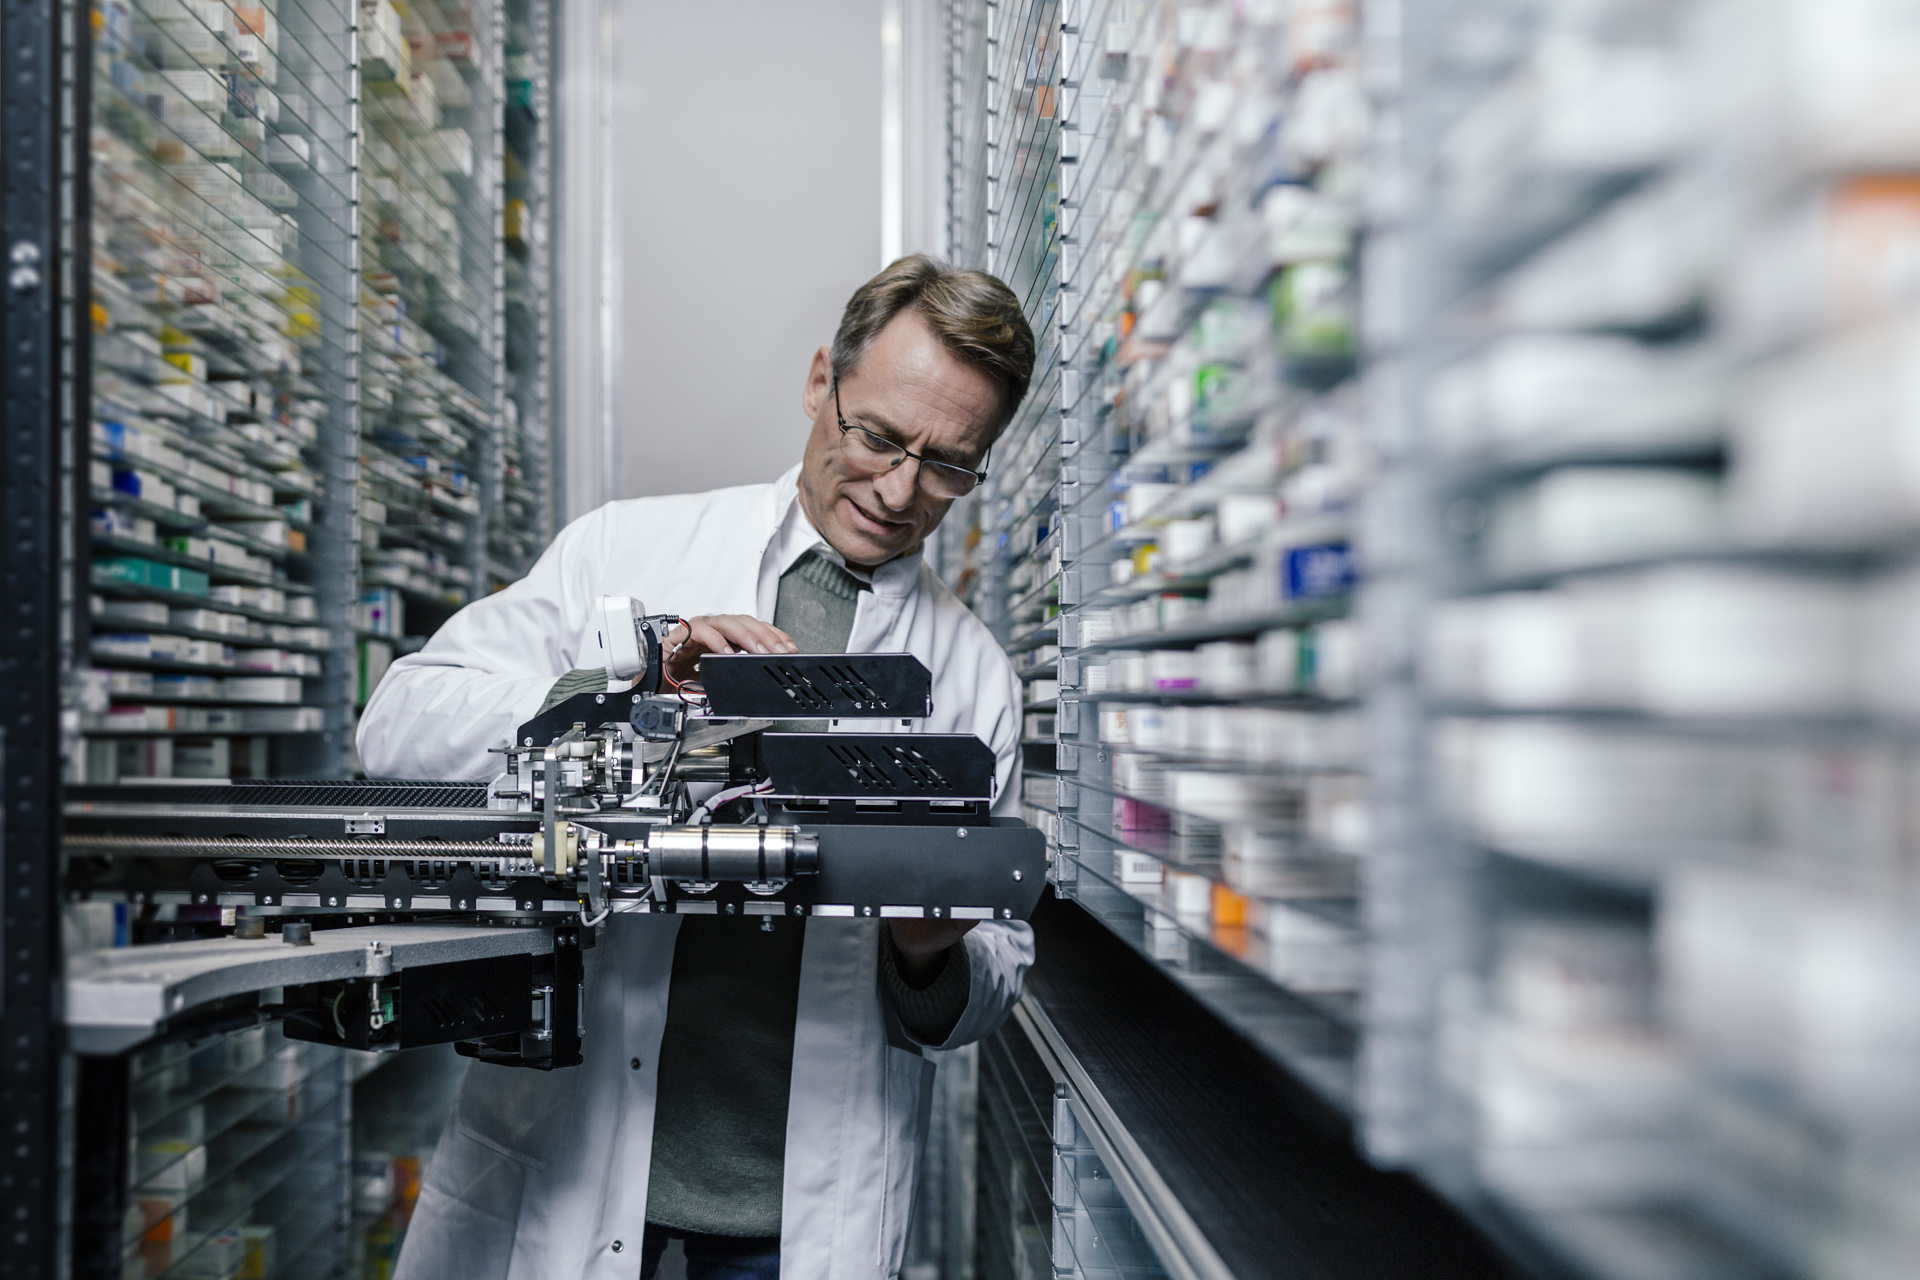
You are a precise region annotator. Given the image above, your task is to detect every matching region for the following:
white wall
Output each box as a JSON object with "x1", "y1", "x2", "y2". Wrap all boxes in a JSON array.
[{"x1": 614, "y1": 0, "x2": 884, "y2": 500}]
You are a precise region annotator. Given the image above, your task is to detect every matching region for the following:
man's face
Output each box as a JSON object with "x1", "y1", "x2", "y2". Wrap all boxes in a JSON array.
[{"x1": 797, "y1": 310, "x2": 1004, "y2": 569}]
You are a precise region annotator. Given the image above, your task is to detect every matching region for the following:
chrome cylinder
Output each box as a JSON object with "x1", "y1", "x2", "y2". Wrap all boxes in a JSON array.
[
  {"x1": 669, "y1": 745, "x2": 733, "y2": 781},
  {"x1": 649, "y1": 825, "x2": 819, "y2": 881}
]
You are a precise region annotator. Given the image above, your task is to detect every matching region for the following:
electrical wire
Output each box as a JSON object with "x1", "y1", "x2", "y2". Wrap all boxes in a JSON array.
[{"x1": 686, "y1": 779, "x2": 775, "y2": 827}]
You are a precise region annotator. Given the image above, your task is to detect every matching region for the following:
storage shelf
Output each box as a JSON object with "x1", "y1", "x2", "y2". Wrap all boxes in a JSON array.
[
  {"x1": 1073, "y1": 602, "x2": 1347, "y2": 656},
  {"x1": 91, "y1": 625, "x2": 329, "y2": 656},
  {"x1": 92, "y1": 534, "x2": 310, "y2": 593},
  {"x1": 90, "y1": 576, "x2": 321, "y2": 628}
]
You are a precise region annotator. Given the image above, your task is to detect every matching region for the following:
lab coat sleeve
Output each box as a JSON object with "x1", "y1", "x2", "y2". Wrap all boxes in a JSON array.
[
  {"x1": 925, "y1": 920, "x2": 1035, "y2": 1050},
  {"x1": 356, "y1": 505, "x2": 613, "y2": 779},
  {"x1": 917, "y1": 609, "x2": 1033, "y2": 1051},
  {"x1": 985, "y1": 633, "x2": 1024, "y2": 822}
]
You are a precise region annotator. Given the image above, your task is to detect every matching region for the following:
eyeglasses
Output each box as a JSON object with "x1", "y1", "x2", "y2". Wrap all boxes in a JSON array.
[{"x1": 833, "y1": 376, "x2": 990, "y2": 500}]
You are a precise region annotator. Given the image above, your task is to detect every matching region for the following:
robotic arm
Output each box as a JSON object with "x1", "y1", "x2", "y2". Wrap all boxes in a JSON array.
[{"x1": 63, "y1": 597, "x2": 1046, "y2": 1069}]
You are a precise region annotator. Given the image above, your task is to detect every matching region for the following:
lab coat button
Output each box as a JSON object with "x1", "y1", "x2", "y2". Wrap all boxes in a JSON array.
[
  {"x1": 611, "y1": 1240, "x2": 624, "y2": 1253},
  {"x1": 630, "y1": 1057, "x2": 641, "y2": 1070}
]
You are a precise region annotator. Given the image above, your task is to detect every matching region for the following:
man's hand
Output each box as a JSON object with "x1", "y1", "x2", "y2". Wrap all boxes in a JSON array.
[
  {"x1": 665, "y1": 615, "x2": 797, "y2": 685},
  {"x1": 888, "y1": 919, "x2": 977, "y2": 986}
]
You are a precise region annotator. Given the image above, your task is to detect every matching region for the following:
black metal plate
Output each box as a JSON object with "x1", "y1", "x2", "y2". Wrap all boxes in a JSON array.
[
  {"x1": 699, "y1": 653, "x2": 933, "y2": 719},
  {"x1": 761, "y1": 733, "x2": 995, "y2": 801},
  {"x1": 513, "y1": 687, "x2": 642, "y2": 749},
  {"x1": 400, "y1": 953, "x2": 538, "y2": 1049},
  {"x1": 659, "y1": 819, "x2": 1047, "y2": 921}
]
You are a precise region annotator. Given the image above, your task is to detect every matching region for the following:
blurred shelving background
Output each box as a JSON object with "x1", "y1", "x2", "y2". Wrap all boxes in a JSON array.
[{"x1": 932, "y1": 1, "x2": 1920, "y2": 1278}]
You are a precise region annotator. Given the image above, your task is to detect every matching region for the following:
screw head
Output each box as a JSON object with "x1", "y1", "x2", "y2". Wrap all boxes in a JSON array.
[
  {"x1": 957, "y1": 828, "x2": 968, "y2": 838},
  {"x1": 596, "y1": 693, "x2": 605, "y2": 704}
]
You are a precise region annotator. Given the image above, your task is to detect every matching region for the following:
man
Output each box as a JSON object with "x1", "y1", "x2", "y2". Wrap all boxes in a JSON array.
[{"x1": 363, "y1": 255, "x2": 1036, "y2": 1280}]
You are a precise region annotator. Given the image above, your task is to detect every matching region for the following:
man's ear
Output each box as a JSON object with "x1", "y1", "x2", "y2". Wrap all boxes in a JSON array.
[{"x1": 801, "y1": 345, "x2": 833, "y2": 422}]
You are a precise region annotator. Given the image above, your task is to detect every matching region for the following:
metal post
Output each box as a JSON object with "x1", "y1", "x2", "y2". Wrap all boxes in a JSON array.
[
  {"x1": 0, "y1": 0, "x2": 81, "y2": 1267},
  {"x1": 282, "y1": 0, "x2": 363, "y2": 778}
]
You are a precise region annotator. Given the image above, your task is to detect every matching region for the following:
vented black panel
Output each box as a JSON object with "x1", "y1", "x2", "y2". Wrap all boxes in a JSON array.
[
  {"x1": 759, "y1": 734, "x2": 994, "y2": 799},
  {"x1": 67, "y1": 779, "x2": 494, "y2": 809},
  {"x1": 699, "y1": 653, "x2": 934, "y2": 719}
]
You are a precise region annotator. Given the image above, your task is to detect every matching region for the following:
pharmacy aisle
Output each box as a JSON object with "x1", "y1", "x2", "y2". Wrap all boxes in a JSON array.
[{"x1": 933, "y1": 0, "x2": 1920, "y2": 1278}]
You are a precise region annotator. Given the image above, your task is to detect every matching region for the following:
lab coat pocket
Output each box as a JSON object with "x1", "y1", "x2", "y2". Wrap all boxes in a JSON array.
[{"x1": 878, "y1": 1045, "x2": 938, "y2": 1275}]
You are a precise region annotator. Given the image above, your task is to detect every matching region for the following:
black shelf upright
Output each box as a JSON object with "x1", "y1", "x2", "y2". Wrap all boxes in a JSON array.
[{"x1": 3, "y1": 0, "x2": 89, "y2": 1269}]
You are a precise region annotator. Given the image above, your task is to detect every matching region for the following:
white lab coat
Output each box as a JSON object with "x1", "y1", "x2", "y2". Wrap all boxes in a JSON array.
[{"x1": 364, "y1": 467, "x2": 1034, "y2": 1280}]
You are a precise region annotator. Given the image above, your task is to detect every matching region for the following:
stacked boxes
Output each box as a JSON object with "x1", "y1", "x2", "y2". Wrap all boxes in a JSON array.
[
  {"x1": 354, "y1": 0, "x2": 506, "y2": 672},
  {"x1": 83, "y1": 0, "x2": 539, "y2": 779},
  {"x1": 84, "y1": 0, "x2": 348, "y2": 781},
  {"x1": 495, "y1": 0, "x2": 553, "y2": 585},
  {"x1": 938, "y1": 0, "x2": 1370, "y2": 1111},
  {"x1": 122, "y1": 1024, "x2": 345, "y2": 1279},
  {"x1": 1371, "y1": 0, "x2": 1920, "y2": 1275}
]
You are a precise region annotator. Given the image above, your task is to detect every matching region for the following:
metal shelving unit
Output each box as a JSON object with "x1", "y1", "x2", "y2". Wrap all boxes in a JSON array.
[
  {"x1": 77, "y1": 0, "x2": 551, "y2": 779},
  {"x1": 354, "y1": 0, "x2": 507, "y2": 698},
  {"x1": 45, "y1": 0, "x2": 557, "y2": 1274},
  {"x1": 939, "y1": 0, "x2": 1371, "y2": 1272},
  {"x1": 117, "y1": 1025, "x2": 352, "y2": 1280},
  {"x1": 1368, "y1": 2, "x2": 1920, "y2": 1277},
  {"x1": 944, "y1": 1, "x2": 1920, "y2": 1278},
  {"x1": 942, "y1": 0, "x2": 1369, "y2": 1119},
  {"x1": 83, "y1": 0, "x2": 364, "y2": 780},
  {"x1": 495, "y1": 0, "x2": 552, "y2": 587}
]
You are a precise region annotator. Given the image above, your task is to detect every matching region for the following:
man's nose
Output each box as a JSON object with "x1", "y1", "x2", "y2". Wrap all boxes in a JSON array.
[{"x1": 872, "y1": 460, "x2": 919, "y2": 511}]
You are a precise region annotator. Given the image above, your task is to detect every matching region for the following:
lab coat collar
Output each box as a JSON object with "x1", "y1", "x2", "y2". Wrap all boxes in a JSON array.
[{"x1": 765, "y1": 465, "x2": 924, "y2": 601}]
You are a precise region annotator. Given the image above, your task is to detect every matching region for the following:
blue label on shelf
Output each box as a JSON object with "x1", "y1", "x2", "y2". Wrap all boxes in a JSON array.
[{"x1": 1282, "y1": 543, "x2": 1354, "y2": 599}]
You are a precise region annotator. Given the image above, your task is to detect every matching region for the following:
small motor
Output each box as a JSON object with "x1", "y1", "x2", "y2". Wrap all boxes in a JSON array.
[{"x1": 630, "y1": 694, "x2": 686, "y2": 742}]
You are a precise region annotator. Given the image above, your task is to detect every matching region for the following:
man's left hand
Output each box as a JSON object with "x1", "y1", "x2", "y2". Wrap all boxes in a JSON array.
[{"x1": 888, "y1": 919, "x2": 977, "y2": 986}]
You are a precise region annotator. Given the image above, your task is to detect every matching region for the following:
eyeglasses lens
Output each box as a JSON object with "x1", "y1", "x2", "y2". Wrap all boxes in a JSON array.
[{"x1": 842, "y1": 426, "x2": 978, "y2": 498}]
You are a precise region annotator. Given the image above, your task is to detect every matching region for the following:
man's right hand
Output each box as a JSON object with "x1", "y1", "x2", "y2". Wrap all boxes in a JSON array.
[{"x1": 665, "y1": 615, "x2": 798, "y2": 685}]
